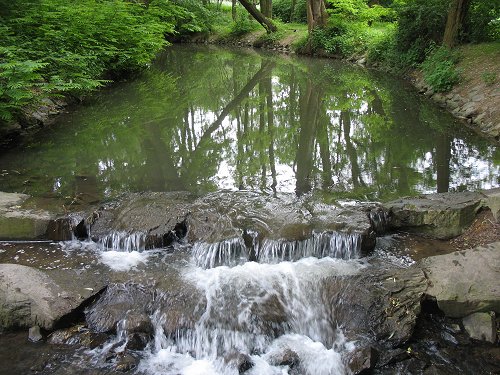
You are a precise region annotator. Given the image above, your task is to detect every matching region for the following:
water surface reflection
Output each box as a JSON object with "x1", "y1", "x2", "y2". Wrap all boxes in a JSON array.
[{"x1": 0, "y1": 45, "x2": 497, "y2": 202}]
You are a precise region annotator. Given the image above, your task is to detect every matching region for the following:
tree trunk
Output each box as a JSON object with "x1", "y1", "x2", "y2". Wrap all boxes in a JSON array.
[
  {"x1": 232, "y1": 0, "x2": 237, "y2": 21},
  {"x1": 443, "y1": 0, "x2": 470, "y2": 48},
  {"x1": 289, "y1": 0, "x2": 297, "y2": 22},
  {"x1": 306, "y1": 0, "x2": 328, "y2": 32},
  {"x1": 260, "y1": 0, "x2": 272, "y2": 18},
  {"x1": 238, "y1": 0, "x2": 277, "y2": 33}
]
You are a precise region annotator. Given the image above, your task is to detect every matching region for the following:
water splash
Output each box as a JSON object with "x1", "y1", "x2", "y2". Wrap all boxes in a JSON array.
[{"x1": 83, "y1": 258, "x2": 365, "y2": 374}]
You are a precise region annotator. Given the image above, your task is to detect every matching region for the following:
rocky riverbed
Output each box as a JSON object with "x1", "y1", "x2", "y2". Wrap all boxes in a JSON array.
[{"x1": 0, "y1": 189, "x2": 499, "y2": 374}]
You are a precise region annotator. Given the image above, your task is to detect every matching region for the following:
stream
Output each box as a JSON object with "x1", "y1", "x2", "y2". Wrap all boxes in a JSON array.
[{"x1": 0, "y1": 45, "x2": 499, "y2": 374}]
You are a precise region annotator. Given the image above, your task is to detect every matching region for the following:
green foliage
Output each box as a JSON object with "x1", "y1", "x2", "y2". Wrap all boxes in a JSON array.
[
  {"x1": 310, "y1": 20, "x2": 365, "y2": 56},
  {"x1": 0, "y1": 0, "x2": 199, "y2": 124},
  {"x1": 229, "y1": 7, "x2": 260, "y2": 36},
  {"x1": 273, "y1": 0, "x2": 307, "y2": 23},
  {"x1": 0, "y1": 47, "x2": 47, "y2": 121},
  {"x1": 171, "y1": 0, "x2": 220, "y2": 33},
  {"x1": 327, "y1": 0, "x2": 369, "y2": 20},
  {"x1": 393, "y1": 0, "x2": 448, "y2": 63},
  {"x1": 465, "y1": 0, "x2": 500, "y2": 43},
  {"x1": 421, "y1": 46, "x2": 460, "y2": 92}
]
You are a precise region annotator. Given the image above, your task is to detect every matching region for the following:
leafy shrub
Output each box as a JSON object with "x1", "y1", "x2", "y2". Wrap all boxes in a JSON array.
[
  {"x1": 229, "y1": 7, "x2": 260, "y2": 36},
  {"x1": 421, "y1": 46, "x2": 460, "y2": 92},
  {"x1": 464, "y1": 0, "x2": 500, "y2": 43},
  {"x1": 0, "y1": 0, "x2": 189, "y2": 123},
  {"x1": 310, "y1": 19, "x2": 371, "y2": 57},
  {"x1": 394, "y1": 0, "x2": 448, "y2": 63},
  {"x1": 273, "y1": 0, "x2": 307, "y2": 23},
  {"x1": 327, "y1": 0, "x2": 368, "y2": 20},
  {"x1": 171, "y1": 0, "x2": 220, "y2": 34}
]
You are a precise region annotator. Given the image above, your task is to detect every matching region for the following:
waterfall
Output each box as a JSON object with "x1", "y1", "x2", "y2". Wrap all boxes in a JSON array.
[
  {"x1": 135, "y1": 258, "x2": 363, "y2": 375},
  {"x1": 258, "y1": 232, "x2": 361, "y2": 263},
  {"x1": 368, "y1": 208, "x2": 390, "y2": 235},
  {"x1": 192, "y1": 237, "x2": 248, "y2": 269},
  {"x1": 192, "y1": 231, "x2": 362, "y2": 269},
  {"x1": 98, "y1": 231, "x2": 147, "y2": 252}
]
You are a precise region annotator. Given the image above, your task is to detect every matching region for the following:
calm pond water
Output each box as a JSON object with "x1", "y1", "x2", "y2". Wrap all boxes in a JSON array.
[{"x1": 0, "y1": 45, "x2": 498, "y2": 202}]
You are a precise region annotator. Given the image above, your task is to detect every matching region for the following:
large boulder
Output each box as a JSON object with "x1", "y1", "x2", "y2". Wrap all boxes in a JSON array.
[
  {"x1": 385, "y1": 191, "x2": 484, "y2": 239},
  {"x1": 322, "y1": 265, "x2": 427, "y2": 349},
  {"x1": 420, "y1": 242, "x2": 500, "y2": 318},
  {"x1": 0, "y1": 192, "x2": 54, "y2": 240},
  {"x1": 482, "y1": 188, "x2": 500, "y2": 223},
  {"x1": 0, "y1": 264, "x2": 101, "y2": 330}
]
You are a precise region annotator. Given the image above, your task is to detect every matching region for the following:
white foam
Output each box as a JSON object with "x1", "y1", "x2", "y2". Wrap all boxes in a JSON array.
[
  {"x1": 100, "y1": 250, "x2": 149, "y2": 271},
  {"x1": 138, "y1": 349, "x2": 218, "y2": 375}
]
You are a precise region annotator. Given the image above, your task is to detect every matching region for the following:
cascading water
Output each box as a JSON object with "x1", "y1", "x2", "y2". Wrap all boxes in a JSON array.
[
  {"x1": 83, "y1": 254, "x2": 367, "y2": 375},
  {"x1": 192, "y1": 231, "x2": 362, "y2": 269},
  {"x1": 98, "y1": 231, "x2": 147, "y2": 252}
]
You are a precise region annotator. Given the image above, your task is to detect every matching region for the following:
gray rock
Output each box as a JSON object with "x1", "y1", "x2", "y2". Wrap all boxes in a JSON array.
[
  {"x1": 432, "y1": 93, "x2": 446, "y2": 106},
  {"x1": 348, "y1": 346, "x2": 377, "y2": 374},
  {"x1": 385, "y1": 191, "x2": 484, "y2": 239},
  {"x1": 323, "y1": 265, "x2": 427, "y2": 348},
  {"x1": 446, "y1": 99, "x2": 460, "y2": 110},
  {"x1": 472, "y1": 112, "x2": 487, "y2": 125},
  {"x1": 462, "y1": 312, "x2": 496, "y2": 343},
  {"x1": 470, "y1": 93, "x2": 485, "y2": 102},
  {"x1": 0, "y1": 192, "x2": 54, "y2": 240},
  {"x1": 29, "y1": 325, "x2": 43, "y2": 342},
  {"x1": 0, "y1": 264, "x2": 88, "y2": 330},
  {"x1": 482, "y1": 188, "x2": 500, "y2": 223},
  {"x1": 420, "y1": 242, "x2": 500, "y2": 318},
  {"x1": 461, "y1": 103, "x2": 478, "y2": 118},
  {"x1": 89, "y1": 191, "x2": 378, "y2": 256}
]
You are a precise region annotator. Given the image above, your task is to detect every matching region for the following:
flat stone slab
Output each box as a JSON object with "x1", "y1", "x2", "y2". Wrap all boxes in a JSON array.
[
  {"x1": 0, "y1": 264, "x2": 104, "y2": 330},
  {"x1": 0, "y1": 192, "x2": 54, "y2": 240},
  {"x1": 420, "y1": 242, "x2": 500, "y2": 318},
  {"x1": 385, "y1": 191, "x2": 484, "y2": 239}
]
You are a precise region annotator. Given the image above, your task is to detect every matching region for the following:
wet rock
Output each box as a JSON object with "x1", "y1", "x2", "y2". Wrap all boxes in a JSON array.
[
  {"x1": 28, "y1": 325, "x2": 43, "y2": 342},
  {"x1": 115, "y1": 351, "x2": 139, "y2": 372},
  {"x1": 385, "y1": 191, "x2": 484, "y2": 239},
  {"x1": 375, "y1": 347, "x2": 410, "y2": 368},
  {"x1": 421, "y1": 242, "x2": 500, "y2": 318},
  {"x1": 0, "y1": 264, "x2": 86, "y2": 330},
  {"x1": 122, "y1": 312, "x2": 153, "y2": 335},
  {"x1": 125, "y1": 332, "x2": 150, "y2": 351},
  {"x1": 276, "y1": 349, "x2": 300, "y2": 368},
  {"x1": 88, "y1": 191, "x2": 378, "y2": 256},
  {"x1": 322, "y1": 265, "x2": 426, "y2": 348},
  {"x1": 46, "y1": 217, "x2": 73, "y2": 241},
  {"x1": 0, "y1": 191, "x2": 54, "y2": 240},
  {"x1": 462, "y1": 312, "x2": 496, "y2": 343},
  {"x1": 224, "y1": 351, "x2": 254, "y2": 373},
  {"x1": 48, "y1": 325, "x2": 108, "y2": 349},
  {"x1": 85, "y1": 283, "x2": 154, "y2": 333},
  {"x1": 348, "y1": 346, "x2": 377, "y2": 374}
]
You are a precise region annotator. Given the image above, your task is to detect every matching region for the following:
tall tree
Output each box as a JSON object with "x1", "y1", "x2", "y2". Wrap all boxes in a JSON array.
[
  {"x1": 261, "y1": 0, "x2": 272, "y2": 18},
  {"x1": 443, "y1": 0, "x2": 471, "y2": 47},
  {"x1": 306, "y1": 0, "x2": 328, "y2": 32},
  {"x1": 238, "y1": 0, "x2": 277, "y2": 32}
]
